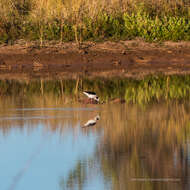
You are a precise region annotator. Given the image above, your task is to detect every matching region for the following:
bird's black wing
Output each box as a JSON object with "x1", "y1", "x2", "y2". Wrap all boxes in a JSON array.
[{"x1": 83, "y1": 91, "x2": 96, "y2": 95}]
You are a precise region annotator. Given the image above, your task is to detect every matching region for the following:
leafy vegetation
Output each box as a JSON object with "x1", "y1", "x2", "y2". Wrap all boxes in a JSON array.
[
  {"x1": 0, "y1": 0, "x2": 189, "y2": 44},
  {"x1": 1, "y1": 75, "x2": 190, "y2": 104}
]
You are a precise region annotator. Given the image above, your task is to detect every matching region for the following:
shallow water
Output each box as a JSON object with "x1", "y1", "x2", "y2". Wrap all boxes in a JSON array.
[{"x1": 0, "y1": 96, "x2": 190, "y2": 190}]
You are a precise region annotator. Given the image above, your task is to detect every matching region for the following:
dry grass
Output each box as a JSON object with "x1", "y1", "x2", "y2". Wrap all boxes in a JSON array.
[
  {"x1": 0, "y1": 0, "x2": 189, "y2": 43},
  {"x1": 0, "y1": 0, "x2": 189, "y2": 24}
]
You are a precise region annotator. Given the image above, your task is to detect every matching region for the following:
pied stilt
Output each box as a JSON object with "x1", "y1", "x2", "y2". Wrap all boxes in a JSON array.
[{"x1": 83, "y1": 91, "x2": 99, "y2": 102}]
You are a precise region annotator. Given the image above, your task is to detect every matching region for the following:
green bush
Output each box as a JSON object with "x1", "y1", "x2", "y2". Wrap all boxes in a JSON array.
[{"x1": 0, "y1": 0, "x2": 189, "y2": 43}]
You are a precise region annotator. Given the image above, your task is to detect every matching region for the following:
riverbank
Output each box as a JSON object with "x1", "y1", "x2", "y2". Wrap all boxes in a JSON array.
[{"x1": 0, "y1": 40, "x2": 190, "y2": 80}]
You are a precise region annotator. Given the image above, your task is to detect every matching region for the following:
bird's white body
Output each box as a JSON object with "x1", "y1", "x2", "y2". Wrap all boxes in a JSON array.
[
  {"x1": 83, "y1": 115, "x2": 100, "y2": 127},
  {"x1": 83, "y1": 91, "x2": 99, "y2": 102}
]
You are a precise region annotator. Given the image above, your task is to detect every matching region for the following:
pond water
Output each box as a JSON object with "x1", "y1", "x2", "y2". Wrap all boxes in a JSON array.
[{"x1": 0, "y1": 96, "x2": 190, "y2": 190}]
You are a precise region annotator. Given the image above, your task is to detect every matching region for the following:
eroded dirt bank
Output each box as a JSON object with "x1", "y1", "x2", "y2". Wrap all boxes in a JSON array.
[{"x1": 0, "y1": 40, "x2": 189, "y2": 80}]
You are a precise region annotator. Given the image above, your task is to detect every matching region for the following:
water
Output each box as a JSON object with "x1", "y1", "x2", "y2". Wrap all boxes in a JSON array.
[{"x1": 0, "y1": 96, "x2": 190, "y2": 190}]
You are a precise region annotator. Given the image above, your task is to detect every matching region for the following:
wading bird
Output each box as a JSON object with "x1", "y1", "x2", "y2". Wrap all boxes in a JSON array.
[{"x1": 83, "y1": 91, "x2": 99, "y2": 102}]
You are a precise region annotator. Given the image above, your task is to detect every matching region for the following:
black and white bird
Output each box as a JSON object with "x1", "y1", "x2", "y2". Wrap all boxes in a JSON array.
[
  {"x1": 83, "y1": 91, "x2": 99, "y2": 102},
  {"x1": 82, "y1": 115, "x2": 100, "y2": 128}
]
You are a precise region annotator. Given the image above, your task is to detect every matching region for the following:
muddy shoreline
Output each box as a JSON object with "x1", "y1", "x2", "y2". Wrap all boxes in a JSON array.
[{"x1": 0, "y1": 40, "x2": 190, "y2": 80}]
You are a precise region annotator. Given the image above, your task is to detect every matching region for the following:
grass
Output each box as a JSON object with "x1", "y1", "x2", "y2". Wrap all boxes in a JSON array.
[
  {"x1": 0, "y1": 0, "x2": 189, "y2": 44},
  {"x1": 1, "y1": 75, "x2": 190, "y2": 104}
]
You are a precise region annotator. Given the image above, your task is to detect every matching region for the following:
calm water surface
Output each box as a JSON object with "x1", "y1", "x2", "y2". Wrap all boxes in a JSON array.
[{"x1": 0, "y1": 96, "x2": 190, "y2": 190}]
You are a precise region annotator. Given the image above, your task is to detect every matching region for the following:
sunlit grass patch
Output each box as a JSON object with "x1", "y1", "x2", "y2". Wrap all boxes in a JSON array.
[{"x1": 0, "y1": 0, "x2": 189, "y2": 43}]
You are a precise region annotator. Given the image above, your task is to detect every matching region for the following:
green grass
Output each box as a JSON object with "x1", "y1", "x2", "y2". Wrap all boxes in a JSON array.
[
  {"x1": 0, "y1": 0, "x2": 189, "y2": 44},
  {"x1": 1, "y1": 75, "x2": 190, "y2": 104}
]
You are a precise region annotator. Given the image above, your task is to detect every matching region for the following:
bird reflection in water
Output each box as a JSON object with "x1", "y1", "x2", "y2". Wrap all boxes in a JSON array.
[{"x1": 82, "y1": 115, "x2": 100, "y2": 128}]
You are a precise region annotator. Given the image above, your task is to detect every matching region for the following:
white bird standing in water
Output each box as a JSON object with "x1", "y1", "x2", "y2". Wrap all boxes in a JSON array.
[
  {"x1": 83, "y1": 91, "x2": 99, "y2": 102},
  {"x1": 83, "y1": 115, "x2": 100, "y2": 128}
]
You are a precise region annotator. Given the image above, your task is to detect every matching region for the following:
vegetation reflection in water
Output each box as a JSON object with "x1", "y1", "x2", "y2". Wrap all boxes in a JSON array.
[
  {"x1": 60, "y1": 103, "x2": 190, "y2": 190},
  {"x1": 1, "y1": 75, "x2": 190, "y2": 104},
  {"x1": 0, "y1": 94, "x2": 190, "y2": 189}
]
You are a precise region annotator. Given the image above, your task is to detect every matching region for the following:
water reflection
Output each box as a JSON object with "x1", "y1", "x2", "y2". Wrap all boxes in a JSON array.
[
  {"x1": 99, "y1": 103, "x2": 190, "y2": 190},
  {"x1": 83, "y1": 115, "x2": 100, "y2": 128},
  {"x1": 0, "y1": 96, "x2": 190, "y2": 190}
]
